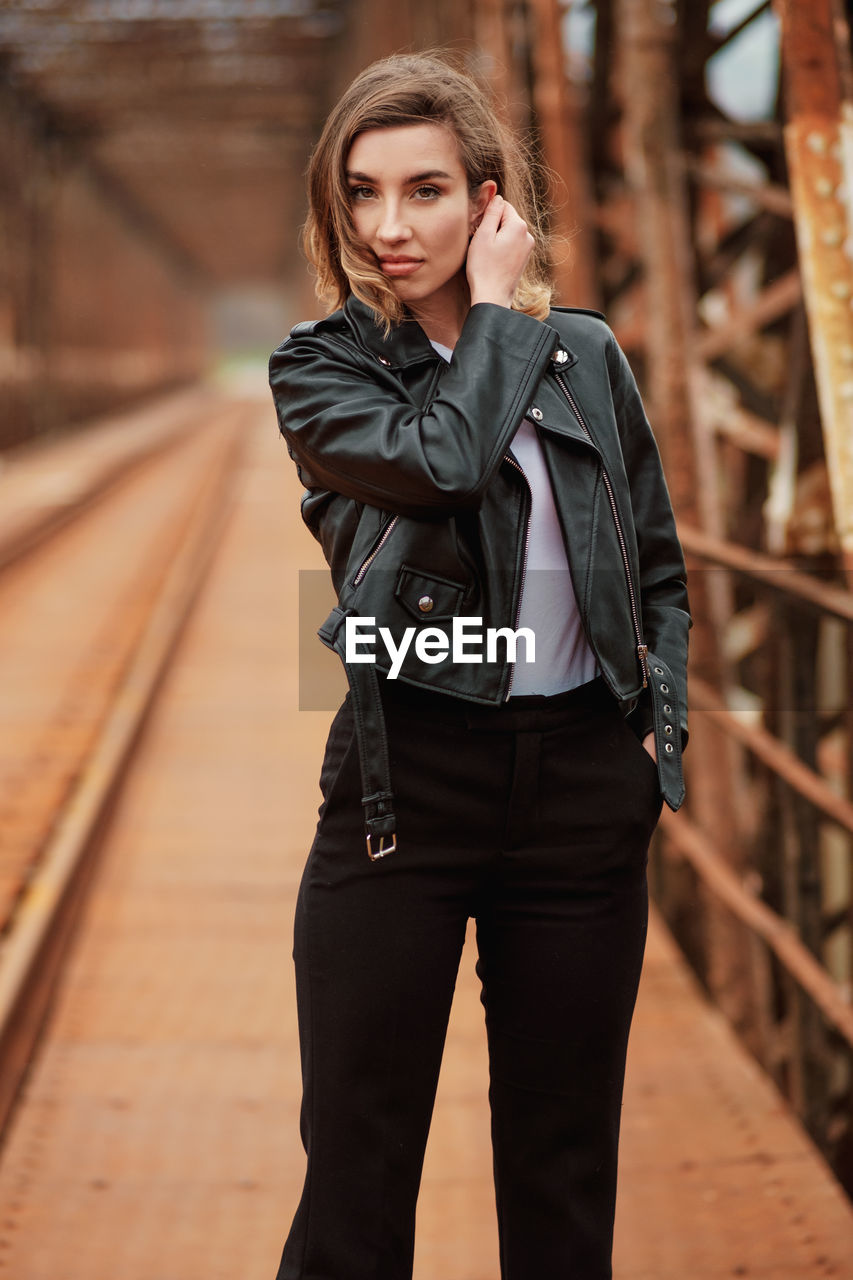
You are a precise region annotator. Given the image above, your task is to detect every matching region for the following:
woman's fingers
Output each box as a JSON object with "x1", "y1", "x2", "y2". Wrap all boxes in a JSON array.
[
  {"x1": 467, "y1": 195, "x2": 535, "y2": 308},
  {"x1": 475, "y1": 196, "x2": 532, "y2": 253},
  {"x1": 479, "y1": 193, "x2": 505, "y2": 229}
]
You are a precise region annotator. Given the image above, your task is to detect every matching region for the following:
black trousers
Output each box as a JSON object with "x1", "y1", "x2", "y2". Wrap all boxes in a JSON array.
[{"x1": 276, "y1": 676, "x2": 663, "y2": 1280}]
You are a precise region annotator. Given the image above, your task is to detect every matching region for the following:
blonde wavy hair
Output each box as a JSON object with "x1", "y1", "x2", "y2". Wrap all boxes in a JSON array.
[{"x1": 303, "y1": 50, "x2": 554, "y2": 329}]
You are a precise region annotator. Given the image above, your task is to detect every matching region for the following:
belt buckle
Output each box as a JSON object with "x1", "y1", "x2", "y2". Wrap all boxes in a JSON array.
[{"x1": 366, "y1": 833, "x2": 397, "y2": 861}]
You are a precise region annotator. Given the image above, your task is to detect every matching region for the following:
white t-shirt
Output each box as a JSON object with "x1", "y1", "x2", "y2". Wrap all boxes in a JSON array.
[{"x1": 431, "y1": 340, "x2": 598, "y2": 696}]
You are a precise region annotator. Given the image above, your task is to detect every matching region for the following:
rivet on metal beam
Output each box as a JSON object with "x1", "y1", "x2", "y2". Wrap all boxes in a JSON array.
[
  {"x1": 822, "y1": 227, "x2": 844, "y2": 247},
  {"x1": 815, "y1": 177, "x2": 835, "y2": 197},
  {"x1": 807, "y1": 132, "x2": 829, "y2": 154},
  {"x1": 830, "y1": 280, "x2": 852, "y2": 299}
]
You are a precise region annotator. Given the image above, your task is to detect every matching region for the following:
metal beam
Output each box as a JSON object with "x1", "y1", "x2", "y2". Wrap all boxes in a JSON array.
[
  {"x1": 678, "y1": 523, "x2": 853, "y2": 621},
  {"x1": 695, "y1": 267, "x2": 802, "y2": 361},
  {"x1": 691, "y1": 675, "x2": 853, "y2": 834},
  {"x1": 528, "y1": 0, "x2": 601, "y2": 308},
  {"x1": 660, "y1": 808, "x2": 853, "y2": 1048},
  {"x1": 619, "y1": 0, "x2": 755, "y2": 1037},
  {"x1": 774, "y1": 0, "x2": 853, "y2": 575}
]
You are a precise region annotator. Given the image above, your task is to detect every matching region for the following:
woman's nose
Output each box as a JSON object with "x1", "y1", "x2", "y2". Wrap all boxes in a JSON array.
[{"x1": 376, "y1": 202, "x2": 411, "y2": 244}]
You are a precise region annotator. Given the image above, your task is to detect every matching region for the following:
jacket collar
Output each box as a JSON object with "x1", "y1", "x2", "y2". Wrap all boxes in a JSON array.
[
  {"x1": 344, "y1": 292, "x2": 581, "y2": 373},
  {"x1": 344, "y1": 295, "x2": 438, "y2": 369}
]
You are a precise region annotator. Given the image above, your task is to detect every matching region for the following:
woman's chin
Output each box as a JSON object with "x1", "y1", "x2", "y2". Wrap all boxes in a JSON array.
[{"x1": 394, "y1": 272, "x2": 467, "y2": 314}]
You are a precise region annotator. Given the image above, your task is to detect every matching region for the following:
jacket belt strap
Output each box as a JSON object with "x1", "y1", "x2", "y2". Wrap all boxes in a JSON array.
[
  {"x1": 318, "y1": 605, "x2": 397, "y2": 859},
  {"x1": 645, "y1": 651, "x2": 686, "y2": 811},
  {"x1": 318, "y1": 608, "x2": 686, "y2": 846}
]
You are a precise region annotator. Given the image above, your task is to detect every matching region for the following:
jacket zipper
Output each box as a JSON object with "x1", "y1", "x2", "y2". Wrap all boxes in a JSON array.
[
  {"x1": 352, "y1": 515, "x2": 399, "y2": 587},
  {"x1": 502, "y1": 452, "x2": 531, "y2": 699},
  {"x1": 553, "y1": 375, "x2": 649, "y2": 689}
]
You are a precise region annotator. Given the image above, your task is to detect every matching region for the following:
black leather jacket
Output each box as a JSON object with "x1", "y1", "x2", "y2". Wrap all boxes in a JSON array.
[{"x1": 270, "y1": 296, "x2": 691, "y2": 852}]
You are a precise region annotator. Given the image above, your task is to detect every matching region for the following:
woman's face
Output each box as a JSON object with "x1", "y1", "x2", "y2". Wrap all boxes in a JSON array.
[{"x1": 345, "y1": 123, "x2": 493, "y2": 319}]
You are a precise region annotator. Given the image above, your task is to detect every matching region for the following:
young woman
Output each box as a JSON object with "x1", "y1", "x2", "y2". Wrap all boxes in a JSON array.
[{"x1": 269, "y1": 50, "x2": 690, "y2": 1280}]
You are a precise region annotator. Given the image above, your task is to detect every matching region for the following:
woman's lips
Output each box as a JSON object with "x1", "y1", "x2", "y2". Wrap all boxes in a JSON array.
[{"x1": 380, "y1": 259, "x2": 423, "y2": 277}]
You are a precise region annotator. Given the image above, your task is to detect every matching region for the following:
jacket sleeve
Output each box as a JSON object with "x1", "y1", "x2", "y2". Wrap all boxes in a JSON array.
[
  {"x1": 606, "y1": 332, "x2": 692, "y2": 748},
  {"x1": 269, "y1": 303, "x2": 558, "y2": 519}
]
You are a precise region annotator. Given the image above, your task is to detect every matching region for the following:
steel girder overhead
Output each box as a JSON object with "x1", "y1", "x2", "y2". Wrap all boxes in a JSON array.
[{"x1": 0, "y1": 0, "x2": 353, "y2": 285}]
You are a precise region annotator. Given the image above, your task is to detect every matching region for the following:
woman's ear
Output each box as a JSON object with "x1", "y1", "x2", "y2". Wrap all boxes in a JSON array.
[{"x1": 469, "y1": 180, "x2": 498, "y2": 233}]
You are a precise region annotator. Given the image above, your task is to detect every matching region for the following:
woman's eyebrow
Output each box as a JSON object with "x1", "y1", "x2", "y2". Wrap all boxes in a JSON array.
[{"x1": 345, "y1": 169, "x2": 453, "y2": 183}]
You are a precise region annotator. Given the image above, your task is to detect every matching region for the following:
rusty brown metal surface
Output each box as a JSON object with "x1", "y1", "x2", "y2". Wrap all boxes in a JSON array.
[
  {"x1": 694, "y1": 266, "x2": 803, "y2": 361},
  {"x1": 574, "y1": 0, "x2": 853, "y2": 1189},
  {"x1": 678, "y1": 523, "x2": 853, "y2": 621},
  {"x1": 528, "y1": 0, "x2": 601, "y2": 308},
  {"x1": 686, "y1": 156, "x2": 795, "y2": 219},
  {"x1": 0, "y1": 398, "x2": 248, "y2": 1135},
  {"x1": 691, "y1": 674, "x2": 853, "y2": 835},
  {"x1": 659, "y1": 805, "x2": 853, "y2": 1048},
  {"x1": 0, "y1": 410, "x2": 850, "y2": 1276},
  {"x1": 774, "y1": 0, "x2": 853, "y2": 574},
  {"x1": 0, "y1": 387, "x2": 213, "y2": 570},
  {"x1": 0, "y1": 76, "x2": 209, "y2": 446},
  {"x1": 0, "y1": 2, "x2": 349, "y2": 286},
  {"x1": 0, "y1": 396, "x2": 244, "y2": 938},
  {"x1": 0, "y1": 1, "x2": 350, "y2": 445},
  {"x1": 774, "y1": 0, "x2": 844, "y2": 118},
  {"x1": 617, "y1": 916, "x2": 853, "y2": 1277},
  {"x1": 618, "y1": 0, "x2": 757, "y2": 1045}
]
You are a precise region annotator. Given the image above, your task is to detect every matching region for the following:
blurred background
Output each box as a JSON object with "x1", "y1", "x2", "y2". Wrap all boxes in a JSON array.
[
  {"x1": 0, "y1": 0, "x2": 791, "y2": 435},
  {"x1": 1, "y1": 0, "x2": 852, "y2": 1270}
]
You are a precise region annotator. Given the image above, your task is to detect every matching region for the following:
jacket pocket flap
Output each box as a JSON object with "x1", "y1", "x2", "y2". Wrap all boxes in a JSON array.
[{"x1": 394, "y1": 565, "x2": 466, "y2": 622}]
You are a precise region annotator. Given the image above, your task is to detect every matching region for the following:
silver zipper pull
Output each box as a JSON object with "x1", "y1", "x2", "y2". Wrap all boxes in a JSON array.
[{"x1": 637, "y1": 643, "x2": 649, "y2": 688}]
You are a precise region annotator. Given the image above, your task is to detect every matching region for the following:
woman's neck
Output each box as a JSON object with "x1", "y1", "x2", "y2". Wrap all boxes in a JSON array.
[{"x1": 407, "y1": 276, "x2": 470, "y2": 350}]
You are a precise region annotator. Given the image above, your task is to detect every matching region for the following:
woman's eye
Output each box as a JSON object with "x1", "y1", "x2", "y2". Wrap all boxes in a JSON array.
[
  {"x1": 348, "y1": 186, "x2": 374, "y2": 201},
  {"x1": 414, "y1": 185, "x2": 441, "y2": 200}
]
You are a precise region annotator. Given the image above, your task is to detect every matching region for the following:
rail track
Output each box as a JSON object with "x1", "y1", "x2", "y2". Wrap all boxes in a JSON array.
[{"x1": 0, "y1": 391, "x2": 250, "y2": 1132}]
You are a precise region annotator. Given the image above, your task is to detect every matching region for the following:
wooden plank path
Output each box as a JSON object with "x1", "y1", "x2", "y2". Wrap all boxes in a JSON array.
[{"x1": 0, "y1": 400, "x2": 850, "y2": 1278}]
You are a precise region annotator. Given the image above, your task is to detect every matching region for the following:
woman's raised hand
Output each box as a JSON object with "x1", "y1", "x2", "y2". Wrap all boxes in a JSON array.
[{"x1": 466, "y1": 194, "x2": 535, "y2": 310}]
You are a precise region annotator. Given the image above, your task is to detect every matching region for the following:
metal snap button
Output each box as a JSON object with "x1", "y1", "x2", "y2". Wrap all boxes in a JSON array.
[
  {"x1": 664, "y1": 742, "x2": 674, "y2": 753},
  {"x1": 530, "y1": 406, "x2": 543, "y2": 421},
  {"x1": 418, "y1": 595, "x2": 434, "y2": 613},
  {"x1": 552, "y1": 348, "x2": 569, "y2": 364},
  {"x1": 377, "y1": 355, "x2": 391, "y2": 366},
  {"x1": 660, "y1": 683, "x2": 669, "y2": 693},
  {"x1": 663, "y1": 704, "x2": 672, "y2": 715}
]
